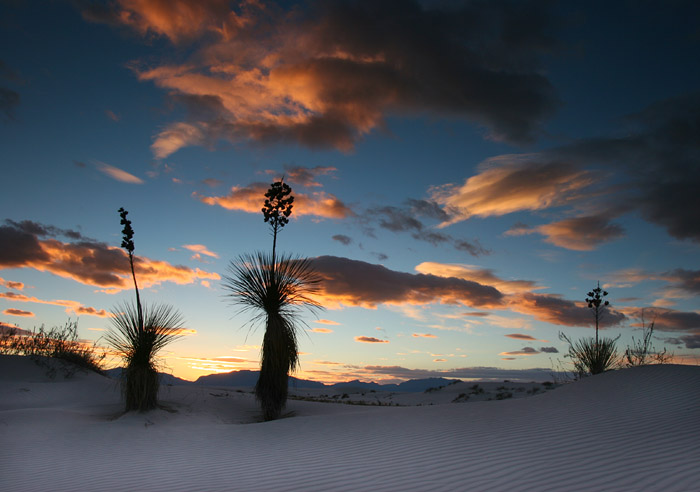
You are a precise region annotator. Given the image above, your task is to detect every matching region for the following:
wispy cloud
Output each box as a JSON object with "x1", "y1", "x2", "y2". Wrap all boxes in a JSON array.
[
  {"x1": 0, "y1": 291, "x2": 111, "y2": 318},
  {"x1": 95, "y1": 161, "x2": 144, "y2": 184},
  {"x1": 183, "y1": 244, "x2": 220, "y2": 260}
]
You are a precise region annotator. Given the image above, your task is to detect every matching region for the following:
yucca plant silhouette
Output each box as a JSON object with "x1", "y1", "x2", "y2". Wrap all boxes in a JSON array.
[
  {"x1": 106, "y1": 208, "x2": 184, "y2": 412},
  {"x1": 224, "y1": 179, "x2": 321, "y2": 421}
]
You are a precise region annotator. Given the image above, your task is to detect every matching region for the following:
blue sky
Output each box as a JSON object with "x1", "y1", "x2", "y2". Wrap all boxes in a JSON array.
[{"x1": 1, "y1": 0, "x2": 699, "y2": 382}]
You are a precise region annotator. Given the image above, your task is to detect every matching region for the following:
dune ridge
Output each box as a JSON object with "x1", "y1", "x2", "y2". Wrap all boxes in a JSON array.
[{"x1": 1, "y1": 356, "x2": 698, "y2": 491}]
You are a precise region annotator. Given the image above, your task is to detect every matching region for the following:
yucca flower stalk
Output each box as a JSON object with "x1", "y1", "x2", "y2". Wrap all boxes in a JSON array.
[
  {"x1": 108, "y1": 208, "x2": 184, "y2": 411},
  {"x1": 224, "y1": 251, "x2": 321, "y2": 421}
]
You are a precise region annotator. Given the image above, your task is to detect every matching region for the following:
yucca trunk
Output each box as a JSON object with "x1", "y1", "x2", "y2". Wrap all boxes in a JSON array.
[
  {"x1": 124, "y1": 361, "x2": 159, "y2": 411},
  {"x1": 256, "y1": 311, "x2": 298, "y2": 421}
]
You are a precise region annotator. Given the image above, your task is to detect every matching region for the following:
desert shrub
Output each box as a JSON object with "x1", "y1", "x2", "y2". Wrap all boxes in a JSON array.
[
  {"x1": 495, "y1": 391, "x2": 513, "y2": 400},
  {"x1": 559, "y1": 332, "x2": 621, "y2": 376},
  {"x1": 624, "y1": 316, "x2": 672, "y2": 367},
  {"x1": 0, "y1": 321, "x2": 105, "y2": 376},
  {"x1": 470, "y1": 384, "x2": 484, "y2": 395}
]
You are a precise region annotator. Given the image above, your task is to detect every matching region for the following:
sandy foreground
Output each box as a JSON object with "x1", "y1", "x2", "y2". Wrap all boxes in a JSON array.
[{"x1": 1, "y1": 355, "x2": 698, "y2": 492}]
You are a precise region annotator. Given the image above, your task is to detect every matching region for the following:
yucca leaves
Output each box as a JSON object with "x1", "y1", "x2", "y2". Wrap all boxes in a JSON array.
[
  {"x1": 224, "y1": 251, "x2": 321, "y2": 420},
  {"x1": 106, "y1": 301, "x2": 184, "y2": 411}
]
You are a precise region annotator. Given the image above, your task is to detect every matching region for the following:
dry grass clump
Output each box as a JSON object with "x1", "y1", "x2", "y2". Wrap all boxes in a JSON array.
[{"x1": 0, "y1": 321, "x2": 105, "y2": 376}]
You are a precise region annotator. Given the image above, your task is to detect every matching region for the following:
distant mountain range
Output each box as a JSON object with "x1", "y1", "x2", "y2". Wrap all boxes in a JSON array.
[{"x1": 104, "y1": 368, "x2": 458, "y2": 392}]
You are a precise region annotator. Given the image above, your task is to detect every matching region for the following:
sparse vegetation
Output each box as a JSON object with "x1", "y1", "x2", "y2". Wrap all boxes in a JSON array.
[
  {"x1": 624, "y1": 313, "x2": 672, "y2": 367},
  {"x1": 0, "y1": 321, "x2": 105, "y2": 377},
  {"x1": 224, "y1": 180, "x2": 322, "y2": 421},
  {"x1": 469, "y1": 384, "x2": 484, "y2": 395},
  {"x1": 106, "y1": 208, "x2": 184, "y2": 412}
]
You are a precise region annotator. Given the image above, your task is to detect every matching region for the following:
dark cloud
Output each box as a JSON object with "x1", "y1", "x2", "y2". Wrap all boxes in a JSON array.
[
  {"x1": 92, "y1": 0, "x2": 560, "y2": 156},
  {"x1": 355, "y1": 336, "x2": 388, "y2": 343},
  {"x1": 3, "y1": 308, "x2": 34, "y2": 317},
  {"x1": 0, "y1": 60, "x2": 21, "y2": 122},
  {"x1": 624, "y1": 307, "x2": 700, "y2": 333},
  {"x1": 539, "y1": 346, "x2": 559, "y2": 353},
  {"x1": 311, "y1": 255, "x2": 504, "y2": 308},
  {"x1": 332, "y1": 234, "x2": 353, "y2": 246},
  {"x1": 366, "y1": 202, "x2": 488, "y2": 256},
  {"x1": 662, "y1": 269, "x2": 700, "y2": 295},
  {"x1": 509, "y1": 292, "x2": 626, "y2": 328},
  {"x1": 500, "y1": 346, "x2": 539, "y2": 356},
  {"x1": 505, "y1": 333, "x2": 538, "y2": 341},
  {"x1": 4, "y1": 219, "x2": 87, "y2": 241},
  {"x1": 283, "y1": 165, "x2": 337, "y2": 187},
  {"x1": 560, "y1": 92, "x2": 700, "y2": 243},
  {"x1": 362, "y1": 365, "x2": 556, "y2": 382}
]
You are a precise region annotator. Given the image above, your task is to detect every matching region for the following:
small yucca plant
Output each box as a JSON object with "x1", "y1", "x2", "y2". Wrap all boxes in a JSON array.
[
  {"x1": 106, "y1": 301, "x2": 184, "y2": 411},
  {"x1": 560, "y1": 332, "x2": 620, "y2": 376},
  {"x1": 107, "y1": 208, "x2": 184, "y2": 412},
  {"x1": 224, "y1": 251, "x2": 321, "y2": 420}
]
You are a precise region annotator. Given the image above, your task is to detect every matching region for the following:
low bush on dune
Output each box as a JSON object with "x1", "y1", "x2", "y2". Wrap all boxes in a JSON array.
[{"x1": 0, "y1": 320, "x2": 106, "y2": 377}]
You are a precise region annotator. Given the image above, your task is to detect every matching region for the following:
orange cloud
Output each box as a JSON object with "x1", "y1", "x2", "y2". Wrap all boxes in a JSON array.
[
  {"x1": 506, "y1": 214, "x2": 624, "y2": 250},
  {"x1": 413, "y1": 333, "x2": 437, "y2": 338},
  {"x1": 415, "y1": 262, "x2": 538, "y2": 295},
  {"x1": 315, "y1": 319, "x2": 340, "y2": 326},
  {"x1": 355, "y1": 336, "x2": 388, "y2": 344},
  {"x1": 311, "y1": 256, "x2": 504, "y2": 310},
  {"x1": 183, "y1": 244, "x2": 219, "y2": 259},
  {"x1": 0, "y1": 277, "x2": 24, "y2": 290},
  {"x1": 0, "y1": 292, "x2": 112, "y2": 318},
  {"x1": 3, "y1": 308, "x2": 34, "y2": 317},
  {"x1": 310, "y1": 327, "x2": 333, "y2": 334},
  {"x1": 196, "y1": 182, "x2": 353, "y2": 219},
  {"x1": 0, "y1": 222, "x2": 219, "y2": 292},
  {"x1": 433, "y1": 157, "x2": 593, "y2": 225}
]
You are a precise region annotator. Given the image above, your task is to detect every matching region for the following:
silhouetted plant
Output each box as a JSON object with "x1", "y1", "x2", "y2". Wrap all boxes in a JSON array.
[
  {"x1": 262, "y1": 179, "x2": 294, "y2": 265},
  {"x1": 624, "y1": 311, "x2": 672, "y2": 367},
  {"x1": 559, "y1": 332, "x2": 620, "y2": 377},
  {"x1": 559, "y1": 283, "x2": 620, "y2": 376},
  {"x1": 0, "y1": 321, "x2": 105, "y2": 377},
  {"x1": 586, "y1": 281, "x2": 609, "y2": 347},
  {"x1": 107, "y1": 208, "x2": 184, "y2": 412},
  {"x1": 106, "y1": 301, "x2": 184, "y2": 411},
  {"x1": 225, "y1": 179, "x2": 320, "y2": 421},
  {"x1": 224, "y1": 251, "x2": 321, "y2": 420}
]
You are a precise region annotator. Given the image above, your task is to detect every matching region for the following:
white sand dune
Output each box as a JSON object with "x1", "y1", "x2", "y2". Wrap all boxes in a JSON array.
[{"x1": 1, "y1": 355, "x2": 699, "y2": 492}]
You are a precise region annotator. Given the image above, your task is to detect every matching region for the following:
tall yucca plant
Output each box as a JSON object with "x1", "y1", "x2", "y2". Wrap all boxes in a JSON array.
[
  {"x1": 225, "y1": 252, "x2": 321, "y2": 421},
  {"x1": 107, "y1": 208, "x2": 184, "y2": 412}
]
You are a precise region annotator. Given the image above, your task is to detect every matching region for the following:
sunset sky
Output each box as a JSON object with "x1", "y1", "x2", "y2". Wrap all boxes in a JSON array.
[{"x1": 1, "y1": 0, "x2": 699, "y2": 382}]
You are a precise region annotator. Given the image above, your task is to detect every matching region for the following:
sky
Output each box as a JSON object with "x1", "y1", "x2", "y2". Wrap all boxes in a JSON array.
[{"x1": 1, "y1": 0, "x2": 699, "y2": 383}]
